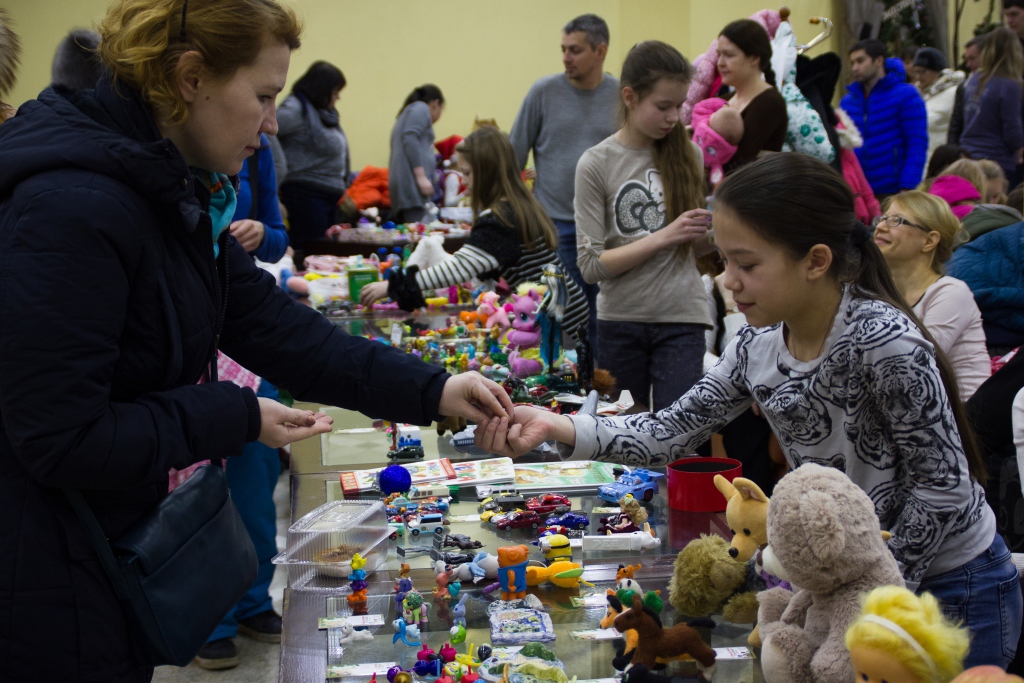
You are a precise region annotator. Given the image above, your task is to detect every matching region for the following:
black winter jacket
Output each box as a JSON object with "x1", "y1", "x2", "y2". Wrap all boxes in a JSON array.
[{"x1": 0, "y1": 78, "x2": 448, "y2": 682}]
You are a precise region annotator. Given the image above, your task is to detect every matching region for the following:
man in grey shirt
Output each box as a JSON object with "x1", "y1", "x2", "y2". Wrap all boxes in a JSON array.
[{"x1": 510, "y1": 14, "x2": 619, "y2": 362}]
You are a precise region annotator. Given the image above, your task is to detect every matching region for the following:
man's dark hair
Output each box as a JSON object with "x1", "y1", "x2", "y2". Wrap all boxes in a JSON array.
[
  {"x1": 900, "y1": 44, "x2": 919, "y2": 61},
  {"x1": 291, "y1": 61, "x2": 346, "y2": 110},
  {"x1": 966, "y1": 33, "x2": 988, "y2": 50},
  {"x1": 563, "y1": 14, "x2": 609, "y2": 49},
  {"x1": 849, "y1": 39, "x2": 888, "y2": 60},
  {"x1": 51, "y1": 29, "x2": 104, "y2": 93},
  {"x1": 1004, "y1": 0, "x2": 1024, "y2": 10}
]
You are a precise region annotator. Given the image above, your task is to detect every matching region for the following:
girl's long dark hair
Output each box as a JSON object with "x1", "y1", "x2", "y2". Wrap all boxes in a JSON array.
[
  {"x1": 619, "y1": 41, "x2": 705, "y2": 222},
  {"x1": 291, "y1": 60, "x2": 346, "y2": 110},
  {"x1": 456, "y1": 126, "x2": 557, "y2": 250},
  {"x1": 719, "y1": 19, "x2": 777, "y2": 88},
  {"x1": 716, "y1": 154, "x2": 986, "y2": 486},
  {"x1": 398, "y1": 84, "x2": 444, "y2": 117}
]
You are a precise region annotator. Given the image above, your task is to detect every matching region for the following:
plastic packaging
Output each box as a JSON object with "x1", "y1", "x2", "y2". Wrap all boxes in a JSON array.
[
  {"x1": 308, "y1": 276, "x2": 349, "y2": 309},
  {"x1": 272, "y1": 500, "x2": 391, "y2": 590}
]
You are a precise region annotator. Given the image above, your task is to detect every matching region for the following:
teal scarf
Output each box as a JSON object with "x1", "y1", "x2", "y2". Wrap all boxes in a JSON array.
[{"x1": 192, "y1": 169, "x2": 237, "y2": 258}]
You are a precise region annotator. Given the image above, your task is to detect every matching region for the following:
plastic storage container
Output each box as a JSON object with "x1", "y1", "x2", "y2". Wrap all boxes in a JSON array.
[
  {"x1": 307, "y1": 276, "x2": 349, "y2": 310},
  {"x1": 272, "y1": 500, "x2": 391, "y2": 591}
]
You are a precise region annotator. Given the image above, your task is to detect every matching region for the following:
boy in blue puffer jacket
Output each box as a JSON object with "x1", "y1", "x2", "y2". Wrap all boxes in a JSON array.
[{"x1": 841, "y1": 39, "x2": 928, "y2": 198}]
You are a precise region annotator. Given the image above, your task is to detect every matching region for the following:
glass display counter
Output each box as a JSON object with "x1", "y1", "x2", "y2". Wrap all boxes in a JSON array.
[{"x1": 281, "y1": 441, "x2": 762, "y2": 681}]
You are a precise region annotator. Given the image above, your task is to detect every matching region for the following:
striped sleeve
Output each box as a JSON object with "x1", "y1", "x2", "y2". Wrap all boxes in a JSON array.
[{"x1": 414, "y1": 245, "x2": 500, "y2": 291}]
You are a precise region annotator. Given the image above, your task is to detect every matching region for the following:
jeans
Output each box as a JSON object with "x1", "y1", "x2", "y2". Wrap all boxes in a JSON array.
[
  {"x1": 279, "y1": 180, "x2": 342, "y2": 255},
  {"x1": 597, "y1": 320, "x2": 706, "y2": 412},
  {"x1": 917, "y1": 533, "x2": 1022, "y2": 668},
  {"x1": 209, "y1": 380, "x2": 282, "y2": 642},
  {"x1": 554, "y1": 220, "x2": 600, "y2": 364}
]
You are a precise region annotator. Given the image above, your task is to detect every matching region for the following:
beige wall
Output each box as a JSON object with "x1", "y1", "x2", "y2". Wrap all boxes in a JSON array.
[{"x1": 2, "y1": 0, "x2": 998, "y2": 168}]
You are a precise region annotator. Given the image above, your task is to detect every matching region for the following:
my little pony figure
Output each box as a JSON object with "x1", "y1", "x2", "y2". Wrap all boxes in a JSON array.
[
  {"x1": 477, "y1": 292, "x2": 510, "y2": 331},
  {"x1": 504, "y1": 289, "x2": 543, "y2": 349}
]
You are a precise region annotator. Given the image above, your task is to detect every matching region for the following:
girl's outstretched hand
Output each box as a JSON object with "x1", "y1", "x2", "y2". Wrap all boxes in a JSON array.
[{"x1": 474, "y1": 406, "x2": 575, "y2": 458}]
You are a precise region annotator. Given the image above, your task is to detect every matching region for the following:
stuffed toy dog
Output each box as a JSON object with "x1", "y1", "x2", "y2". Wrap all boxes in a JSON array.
[
  {"x1": 668, "y1": 534, "x2": 761, "y2": 624},
  {"x1": 757, "y1": 464, "x2": 904, "y2": 683}
]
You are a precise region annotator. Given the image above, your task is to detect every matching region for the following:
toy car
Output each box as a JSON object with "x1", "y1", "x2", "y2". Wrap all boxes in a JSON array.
[
  {"x1": 526, "y1": 494, "x2": 571, "y2": 516},
  {"x1": 495, "y1": 510, "x2": 543, "y2": 531},
  {"x1": 477, "y1": 484, "x2": 518, "y2": 501},
  {"x1": 480, "y1": 509, "x2": 505, "y2": 523},
  {"x1": 493, "y1": 494, "x2": 526, "y2": 511},
  {"x1": 407, "y1": 512, "x2": 448, "y2": 537},
  {"x1": 389, "y1": 444, "x2": 425, "y2": 460},
  {"x1": 598, "y1": 468, "x2": 665, "y2": 503},
  {"x1": 479, "y1": 499, "x2": 501, "y2": 513},
  {"x1": 410, "y1": 483, "x2": 452, "y2": 500},
  {"x1": 545, "y1": 512, "x2": 590, "y2": 530},
  {"x1": 389, "y1": 521, "x2": 405, "y2": 540}
]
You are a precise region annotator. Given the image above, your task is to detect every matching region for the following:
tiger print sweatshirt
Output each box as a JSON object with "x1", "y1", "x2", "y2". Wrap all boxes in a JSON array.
[
  {"x1": 573, "y1": 134, "x2": 711, "y2": 327},
  {"x1": 561, "y1": 288, "x2": 996, "y2": 588}
]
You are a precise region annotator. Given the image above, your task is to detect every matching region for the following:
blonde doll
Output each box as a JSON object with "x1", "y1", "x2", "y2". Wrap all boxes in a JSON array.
[{"x1": 846, "y1": 586, "x2": 970, "y2": 683}]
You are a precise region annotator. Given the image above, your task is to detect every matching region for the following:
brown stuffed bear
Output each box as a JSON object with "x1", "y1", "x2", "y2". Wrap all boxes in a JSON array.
[{"x1": 757, "y1": 463, "x2": 904, "y2": 683}]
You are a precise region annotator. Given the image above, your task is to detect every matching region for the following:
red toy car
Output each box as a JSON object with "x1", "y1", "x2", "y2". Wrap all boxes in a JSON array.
[
  {"x1": 526, "y1": 494, "x2": 571, "y2": 516},
  {"x1": 495, "y1": 510, "x2": 543, "y2": 531}
]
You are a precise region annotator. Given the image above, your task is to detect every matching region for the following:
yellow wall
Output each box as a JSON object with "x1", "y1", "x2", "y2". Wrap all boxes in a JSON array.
[{"x1": 1, "y1": 0, "x2": 1002, "y2": 169}]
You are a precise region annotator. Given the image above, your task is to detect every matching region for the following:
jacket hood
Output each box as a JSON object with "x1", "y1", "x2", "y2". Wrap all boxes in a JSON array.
[
  {"x1": 847, "y1": 57, "x2": 909, "y2": 97},
  {"x1": 922, "y1": 69, "x2": 965, "y2": 98},
  {"x1": 0, "y1": 76, "x2": 200, "y2": 224}
]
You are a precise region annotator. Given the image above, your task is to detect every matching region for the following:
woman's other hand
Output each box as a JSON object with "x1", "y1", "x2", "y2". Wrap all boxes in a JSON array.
[
  {"x1": 438, "y1": 373, "x2": 515, "y2": 425},
  {"x1": 359, "y1": 280, "x2": 390, "y2": 307},
  {"x1": 257, "y1": 398, "x2": 333, "y2": 448},
  {"x1": 474, "y1": 406, "x2": 575, "y2": 458}
]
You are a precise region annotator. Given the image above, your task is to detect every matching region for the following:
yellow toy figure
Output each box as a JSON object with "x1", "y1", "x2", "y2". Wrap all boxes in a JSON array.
[
  {"x1": 525, "y1": 560, "x2": 593, "y2": 589},
  {"x1": 845, "y1": 586, "x2": 969, "y2": 683}
]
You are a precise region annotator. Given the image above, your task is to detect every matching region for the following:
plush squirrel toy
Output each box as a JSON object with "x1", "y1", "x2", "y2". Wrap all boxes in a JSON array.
[{"x1": 757, "y1": 464, "x2": 904, "y2": 683}]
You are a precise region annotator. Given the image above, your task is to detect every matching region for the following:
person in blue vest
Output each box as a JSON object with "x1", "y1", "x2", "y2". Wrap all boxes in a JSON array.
[
  {"x1": 194, "y1": 132, "x2": 290, "y2": 670},
  {"x1": 841, "y1": 39, "x2": 929, "y2": 200}
]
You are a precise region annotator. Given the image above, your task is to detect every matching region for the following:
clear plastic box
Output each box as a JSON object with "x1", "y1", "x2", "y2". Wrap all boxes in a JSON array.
[{"x1": 272, "y1": 500, "x2": 391, "y2": 591}]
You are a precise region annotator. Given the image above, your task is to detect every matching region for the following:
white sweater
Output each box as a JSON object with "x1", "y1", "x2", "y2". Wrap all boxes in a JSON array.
[
  {"x1": 921, "y1": 70, "x2": 965, "y2": 164},
  {"x1": 562, "y1": 288, "x2": 995, "y2": 587}
]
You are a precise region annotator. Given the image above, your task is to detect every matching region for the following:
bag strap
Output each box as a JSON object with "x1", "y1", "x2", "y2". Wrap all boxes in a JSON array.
[
  {"x1": 247, "y1": 153, "x2": 259, "y2": 221},
  {"x1": 62, "y1": 489, "x2": 133, "y2": 601}
]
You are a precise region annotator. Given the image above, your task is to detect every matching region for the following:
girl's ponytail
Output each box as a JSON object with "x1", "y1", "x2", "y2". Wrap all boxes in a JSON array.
[
  {"x1": 398, "y1": 84, "x2": 444, "y2": 118},
  {"x1": 717, "y1": 154, "x2": 987, "y2": 486}
]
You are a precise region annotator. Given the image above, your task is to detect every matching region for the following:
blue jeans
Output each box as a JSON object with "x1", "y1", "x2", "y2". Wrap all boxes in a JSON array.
[
  {"x1": 209, "y1": 381, "x2": 282, "y2": 641},
  {"x1": 917, "y1": 534, "x2": 1022, "y2": 668},
  {"x1": 597, "y1": 320, "x2": 706, "y2": 412},
  {"x1": 554, "y1": 220, "x2": 600, "y2": 364}
]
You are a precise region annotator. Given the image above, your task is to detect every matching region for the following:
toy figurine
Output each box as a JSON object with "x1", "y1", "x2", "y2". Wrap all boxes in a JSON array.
[
  {"x1": 337, "y1": 621, "x2": 374, "y2": 644},
  {"x1": 613, "y1": 594, "x2": 718, "y2": 681},
  {"x1": 433, "y1": 560, "x2": 454, "y2": 600},
  {"x1": 846, "y1": 586, "x2": 969, "y2": 683},
  {"x1": 402, "y1": 589, "x2": 429, "y2": 628},
  {"x1": 599, "y1": 496, "x2": 649, "y2": 534},
  {"x1": 505, "y1": 289, "x2": 543, "y2": 349},
  {"x1": 346, "y1": 553, "x2": 369, "y2": 615},
  {"x1": 525, "y1": 560, "x2": 593, "y2": 589},
  {"x1": 452, "y1": 593, "x2": 468, "y2": 627},
  {"x1": 496, "y1": 545, "x2": 530, "y2": 600},
  {"x1": 539, "y1": 534, "x2": 572, "y2": 562},
  {"x1": 387, "y1": 667, "x2": 414, "y2": 683},
  {"x1": 449, "y1": 622, "x2": 467, "y2": 644},
  {"x1": 392, "y1": 619, "x2": 420, "y2": 647}
]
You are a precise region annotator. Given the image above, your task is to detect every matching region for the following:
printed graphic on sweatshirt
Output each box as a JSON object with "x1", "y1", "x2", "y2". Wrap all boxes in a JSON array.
[{"x1": 614, "y1": 169, "x2": 665, "y2": 236}]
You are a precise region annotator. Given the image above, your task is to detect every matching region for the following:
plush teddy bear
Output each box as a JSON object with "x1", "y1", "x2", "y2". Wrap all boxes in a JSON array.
[
  {"x1": 756, "y1": 463, "x2": 904, "y2": 683},
  {"x1": 668, "y1": 534, "x2": 761, "y2": 624}
]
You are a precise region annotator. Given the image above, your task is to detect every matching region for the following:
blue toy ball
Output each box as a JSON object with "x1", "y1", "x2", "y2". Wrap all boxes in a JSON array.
[
  {"x1": 379, "y1": 464, "x2": 412, "y2": 495},
  {"x1": 382, "y1": 221, "x2": 397, "y2": 230}
]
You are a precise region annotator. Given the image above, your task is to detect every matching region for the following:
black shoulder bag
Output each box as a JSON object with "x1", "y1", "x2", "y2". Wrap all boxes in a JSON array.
[{"x1": 61, "y1": 234, "x2": 257, "y2": 667}]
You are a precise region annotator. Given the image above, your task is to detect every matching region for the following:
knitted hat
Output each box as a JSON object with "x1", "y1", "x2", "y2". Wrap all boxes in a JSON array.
[
  {"x1": 913, "y1": 47, "x2": 947, "y2": 72},
  {"x1": 434, "y1": 135, "x2": 463, "y2": 162},
  {"x1": 928, "y1": 175, "x2": 980, "y2": 219}
]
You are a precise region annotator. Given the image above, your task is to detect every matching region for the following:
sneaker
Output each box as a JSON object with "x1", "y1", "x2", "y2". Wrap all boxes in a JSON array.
[
  {"x1": 194, "y1": 638, "x2": 238, "y2": 670},
  {"x1": 237, "y1": 609, "x2": 282, "y2": 643}
]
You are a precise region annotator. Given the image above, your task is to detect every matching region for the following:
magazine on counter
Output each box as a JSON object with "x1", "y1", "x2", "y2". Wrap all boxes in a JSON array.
[
  {"x1": 513, "y1": 460, "x2": 619, "y2": 494},
  {"x1": 338, "y1": 458, "x2": 455, "y2": 494},
  {"x1": 450, "y1": 457, "x2": 516, "y2": 487}
]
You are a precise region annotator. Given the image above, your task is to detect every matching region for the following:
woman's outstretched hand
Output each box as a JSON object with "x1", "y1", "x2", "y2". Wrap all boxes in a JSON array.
[
  {"x1": 474, "y1": 406, "x2": 575, "y2": 458},
  {"x1": 438, "y1": 373, "x2": 515, "y2": 425},
  {"x1": 257, "y1": 398, "x2": 334, "y2": 448}
]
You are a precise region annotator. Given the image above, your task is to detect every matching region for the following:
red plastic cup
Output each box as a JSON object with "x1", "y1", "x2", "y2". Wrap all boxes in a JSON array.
[{"x1": 666, "y1": 457, "x2": 742, "y2": 512}]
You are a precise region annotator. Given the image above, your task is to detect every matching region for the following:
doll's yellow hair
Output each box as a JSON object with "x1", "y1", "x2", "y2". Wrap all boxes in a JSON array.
[{"x1": 845, "y1": 586, "x2": 969, "y2": 683}]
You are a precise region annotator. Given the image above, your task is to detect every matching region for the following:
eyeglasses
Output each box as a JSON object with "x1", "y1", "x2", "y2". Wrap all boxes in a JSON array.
[{"x1": 871, "y1": 214, "x2": 930, "y2": 232}]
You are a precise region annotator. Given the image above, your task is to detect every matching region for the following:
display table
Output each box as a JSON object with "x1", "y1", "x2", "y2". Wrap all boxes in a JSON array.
[
  {"x1": 280, "y1": 409, "x2": 762, "y2": 681},
  {"x1": 305, "y1": 235, "x2": 468, "y2": 258}
]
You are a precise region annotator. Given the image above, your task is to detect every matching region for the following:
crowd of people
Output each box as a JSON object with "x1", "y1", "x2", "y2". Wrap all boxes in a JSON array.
[{"x1": 3, "y1": 0, "x2": 1024, "y2": 680}]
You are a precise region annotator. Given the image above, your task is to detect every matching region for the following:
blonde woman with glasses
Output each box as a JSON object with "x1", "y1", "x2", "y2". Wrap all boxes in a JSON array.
[{"x1": 873, "y1": 191, "x2": 990, "y2": 398}]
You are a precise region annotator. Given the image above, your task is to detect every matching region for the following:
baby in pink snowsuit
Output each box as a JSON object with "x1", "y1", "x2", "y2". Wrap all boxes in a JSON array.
[{"x1": 691, "y1": 98, "x2": 744, "y2": 187}]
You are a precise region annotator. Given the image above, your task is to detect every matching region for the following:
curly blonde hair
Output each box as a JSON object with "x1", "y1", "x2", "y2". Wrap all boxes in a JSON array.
[
  {"x1": 98, "y1": 0, "x2": 301, "y2": 124},
  {"x1": 846, "y1": 585, "x2": 969, "y2": 683}
]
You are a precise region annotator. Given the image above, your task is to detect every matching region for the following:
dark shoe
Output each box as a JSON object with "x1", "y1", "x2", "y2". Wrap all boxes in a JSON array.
[
  {"x1": 194, "y1": 638, "x2": 238, "y2": 670},
  {"x1": 237, "y1": 609, "x2": 282, "y2": 643}
]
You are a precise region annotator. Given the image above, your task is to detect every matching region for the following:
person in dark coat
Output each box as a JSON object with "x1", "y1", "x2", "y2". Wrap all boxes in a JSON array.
[{"x1": 0, "y1": 2, "x2": 512, "y2": 682}]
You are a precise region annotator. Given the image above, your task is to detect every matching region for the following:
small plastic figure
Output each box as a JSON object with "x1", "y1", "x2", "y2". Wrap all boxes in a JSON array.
[
  {"x1": 497, "y1": 545, "x2": 530, "y2": 600},
  {"x1": 452, "y1": 593, "x2": 468, "y2": 627}
]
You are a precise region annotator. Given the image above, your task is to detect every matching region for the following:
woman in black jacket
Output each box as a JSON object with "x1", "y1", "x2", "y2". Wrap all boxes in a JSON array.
[{"x1": 0, "y1": 1, "x2": 511, "y2": 681}]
